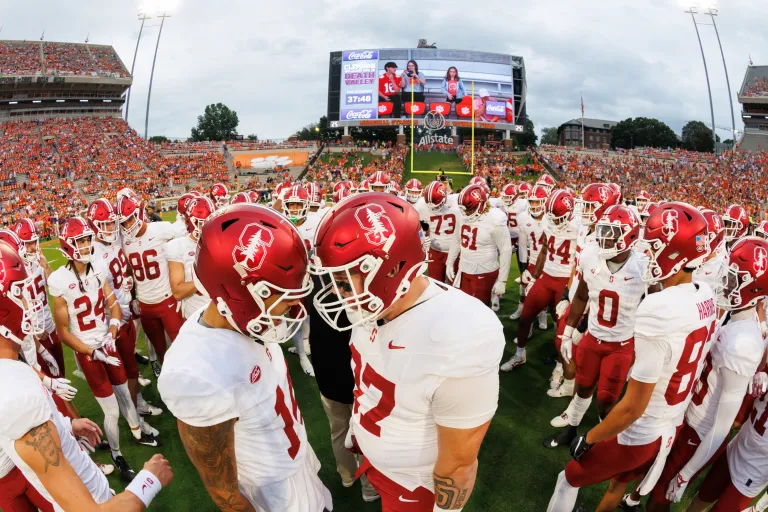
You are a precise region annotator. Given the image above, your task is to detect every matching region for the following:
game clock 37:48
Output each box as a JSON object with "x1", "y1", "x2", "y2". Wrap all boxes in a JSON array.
[{"x1": 345, "y1": 93, "x2": 373, "y2": 105}]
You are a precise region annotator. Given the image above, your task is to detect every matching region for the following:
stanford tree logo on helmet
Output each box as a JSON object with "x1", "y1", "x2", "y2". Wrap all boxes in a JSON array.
[{"x1": 233, "y1": 224, "x2": 274, "y2": 272}]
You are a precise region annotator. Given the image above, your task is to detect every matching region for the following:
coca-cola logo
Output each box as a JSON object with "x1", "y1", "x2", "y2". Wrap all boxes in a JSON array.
[
  {"x1": 485, "y1": 101, "x2": 506, "y2": 115},
  {"x1": 343, "y1": 50, "x2": 379, "y2": 61},
  {"x1": 342, "y1": 109, "x2": 375, "y2": 120}
]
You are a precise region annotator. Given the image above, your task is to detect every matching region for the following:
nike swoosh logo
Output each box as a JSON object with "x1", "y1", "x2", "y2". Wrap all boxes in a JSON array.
[
  {"x1": 399, "y1": 496, "x2": 419, "y2": 503},
  {"x1": 148, "y1": 238, "x2": 155, "y2": 241},
  {"x1": 688, "y1": 439, "x2": 698, "y2": 446},
  {"x1": 624, "y1": 277, "x2": 634, "y2": 281},
  {"x1": 388, "y1": 341, "x2": 405, "y2": 350},
  {"x1": 620, "y1": 341, "x2": 630, "y2": 346}
]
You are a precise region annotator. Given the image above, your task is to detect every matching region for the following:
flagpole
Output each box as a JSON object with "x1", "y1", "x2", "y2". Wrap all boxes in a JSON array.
[
  {"x1": 410, "y1": 86, "x2": 414, "y2": 176},
  {"x1": 580, "y1": 92, "x2": 585, "y2": 148},
  {"x1": 471, "y1": 81, "x2": 475, "y2": 174}
]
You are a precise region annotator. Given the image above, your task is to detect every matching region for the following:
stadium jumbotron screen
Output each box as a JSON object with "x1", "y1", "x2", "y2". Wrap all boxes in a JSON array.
[{"x1": 327, "y1": 48, "x2": 527, "y2": 132}]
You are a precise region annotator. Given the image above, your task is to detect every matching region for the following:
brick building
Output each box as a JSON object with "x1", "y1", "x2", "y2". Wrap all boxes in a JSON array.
[{"x1": 557, "y1": 118, "x2": 617, "y2": 149}]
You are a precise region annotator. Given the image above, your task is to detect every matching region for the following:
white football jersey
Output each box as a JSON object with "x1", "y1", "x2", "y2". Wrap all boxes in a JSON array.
[
  {"x1": 349, "y1": 279, "x2": 504, "y2": 491},
  {"x1": 417, "y1": 201, "x2": 461, "y2": 253},
  {"x1": 502, "y1": 197, "x2": 528, "y2": 240},
  {"x1": 0, "y1": 446, "x2": 13, "y2": 479},
  {"x1": 122, "y1": 222, "x2": 178, "y2": 305},
  {"x1": 164, "y1": 236, "x2": 210, "y2": 319},
  {"x1": 0, "y1": 359, "x2": 111, "y2": 509},
  {"x1": 579, "y1": 245, "x2": 646, "y2": 341},
  {"x1": 517, "y1": 211, "x2": 546, "y2": 265},
  {"x1": 619, "y1": 283, "x2": 717, "y2": 446},
  {"x1": 295, "y1": 211, "x2": 324, "y2": 254},
  {"x1": 686, "y1": 310, "x2": 764, "y2": 438},
  {"x1": 454, "y1": 208, "x2": 508, "y2": 275},
  {"x1": 26, "y1": 261, "x2": 55, "y2": 334},
  {"x1": 694, "y1": 249, "x2": 726, "y2": 292},
  {"x1": 569, "y1": 225, "x2": 595, "y2": 302},
  {"x1": 488, "y1": 197, "x2": 503, "y2": 209},
  {"x1": 159, "y1": 314, "x2": 309, "y2": 490},
  {"x1": 727, "y1": 390, "x2": 768, "y2": 498},
  {"x1": 542, "y1": 220, "x2": 579, "y2": 278},
  {"x1": 48, "y1": 265, "x2": 109, "y2": 348},
  {"x1": 91, "y1": 242, "x2": 131, "y2": 322}
]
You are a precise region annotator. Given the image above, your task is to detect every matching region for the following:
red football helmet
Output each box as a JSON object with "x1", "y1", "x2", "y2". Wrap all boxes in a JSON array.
[
  {"x1": 282, "y1": 184, "x2": 310, "y2": 223},
  {"x1": 189, "y1": 190, "x2": 203, "y2": 197},
  {"x1": 306, "y1": 182, "x2": 322, "y2": 208},
  {"x1": 346, "y1": 180, "x2": 358, "y2": 193},
  {"x1": 210, "y1": 183, "x2": 231, "y2": 208},
  {"x1": 527, "y1": 183, "x2": 549, "y2": 218},
  {"x1": 545, "y1": 189, "x2": 575, "y2": 235},
  {"x1": 0, "y1": 230, "x2": 24, "y2": 256},
  {"x1": 357, "y1": 180, "x2": 371, "y2": 193},
  {"x1": 333, "y1": 187, "x2": 352, "y2": 204},
  {"x1": 310, "y1": 193, "x2": 427, "y2": 330},
  {"x1": 177, "y1": 192, "x2": 197, "y2": 222},
  {"x1": 333, "y1": 181, "x2": 348, "y2": 195},
  {"x1": 579, "y1": 183, "x2": 615, "y2": 226},
  {"x1": 501, "y1": 183, "x2": 518, "y2": 209},
  {"x1": 231, "y1": 191, "x2": 253, "y2": 204},
  {"x1": 248, "y1": 190, "x2": 261, "y2": 203},
  {"x1": 536, "y1": 174, "x2": 556, "y2": 193},
  {"x1": 185, "y1": 197, "x2": 216, "y2": 239},
  {"x1": 424, "y1": 181, "x2": 448, "y2": 213},
  {"x1": 11, "y1": 218, "x2": 40, "y2": 264},
  {"x1": 755, "y1": 220, "x2": 768, "y2": 240},
  {"x1": 389, "y1": 182, "x2": 402, "y2": 196},
  {"x1": 595, "y1": 205, "x2": 641, "y2": 259},
  {"x1": 636, "y1": 190, "x2": 650, "y2": 210},
  {"x1": 639, "y1": 201, "x2": 659, "y2": 226},
  {"x1": 458, "y1": 184, "x2": 489, "y2": 223},
  {"x1": 469, "y1": 176, "x2": 486, "y2": 187},
  {"x1": 639, "y1": 202, "x2": 709, "y2": 283},
  {"x1": 86, "y1": 198, "x2": 118, "y2": 244},
  {"x1": 194, "y1": 204, "x2": 312, "y2": 343},
  {"x1": 0, "y1": 240, "x2": 45, "y2": 344},
  {"x1": 608, "y1": 183, "x2": 623, "y2": 204},
  {"x1": 273, "y1": 181, "x2": 290, "y2": 202},
  {"x1": 369, "y1": 171, "x2": 391, "y2": 193},
  {"x1": 59, "y1": 217, "x2": 95, "y2": 263},
  {"x1": 404, "y1": 179, "x2": 423, "y2": 204},
  {"x1": 518, "y1": 182, "x2": 532, "y2": 197},
  {"x1": 700, "y1": 209, "x2": 725, "y2": 255},
  {"x1": 116, "y1": 187, "x2": 138, "y2": 200},
  {"x1": 715, "y1": 237, "x2": 768, "y2": 310},
  {"x1": 116, "y1": 194, "x2": 146, "y2": 241},
  {"x1": 723, "y1": 204, "x2": 749, "y2": 242}
]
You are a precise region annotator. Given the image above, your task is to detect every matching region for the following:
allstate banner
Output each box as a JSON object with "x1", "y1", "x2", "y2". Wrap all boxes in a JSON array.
[{"x1": 415, "y1": 128, "x2": 455, "y2": 147}]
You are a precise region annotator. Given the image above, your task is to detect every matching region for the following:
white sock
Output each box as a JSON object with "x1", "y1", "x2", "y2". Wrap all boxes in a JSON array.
[
  {"x1": 95, "y1": 395, "x2": 121, "y2": 455},
  {"x1": 568, "y1": 394, "x2": 593, "y2": 427},
  {"x1": 137, "y1": 392, "x2": 148, "y2": 409},
  {"x1": 113, "y1": 383, "x2": 141, "y2": 436},
  {"x1": 560, "y1": 378, "x2": 574, "y2": 391},
  {"x1": 554, "y1": 362, "x2": 563, "y2": 373},
  {"x1": 538, "y1": 310, "x2": 547, "y2": 323},
  {"x1": 754, "y1": 493, "x2": 768, "y2": 512},
  {"x1": 516, "y1": 346, "x2": 526, "y2": 357},
  {"x1": 547, "y1": 470, "x2": 580, "y2": 512}
]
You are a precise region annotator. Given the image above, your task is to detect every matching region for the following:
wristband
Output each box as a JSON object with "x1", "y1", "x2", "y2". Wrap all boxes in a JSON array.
[
  {"x1": 434, "y1": 505, "x2": 462, "y2": 512},
  {"x1": 126, "y1": 469, "x2": 162, "y2": 507},
  {"x1": 563, "y1": 325, "x2": 575, "y2": 339},
  {"x1": 109, "y1": 319, "x2": 121, "y2": 329},
  {"x1": 560, "y1": 287, "x2": 570, "y2": 302}
]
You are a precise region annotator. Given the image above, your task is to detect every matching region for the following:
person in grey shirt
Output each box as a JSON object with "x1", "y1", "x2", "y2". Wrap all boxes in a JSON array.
[{"x1": 400, "y1": 59, "x2": 426, "y2": 104}]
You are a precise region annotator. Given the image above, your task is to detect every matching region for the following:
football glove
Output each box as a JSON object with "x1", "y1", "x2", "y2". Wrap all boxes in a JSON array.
[
  {"x1": 130, "y1": 299, "x2": 141, "y2": 317},
  {"x1": 445, "y1": 264, "x2": 456, "y2": 284},
  {"x1": 37, "y1": 344, "x2": 60, "y2": 377},
  {"x1": 492, "y1": 280, "x2": 507, "y2": 297},
  {"x1": 122, "y1": 276, "x2": 134, "y2": 293},
  {"x1": 572, "y1": 329, "x2": 584, "y2": 346},
  {"x1": 665, "y1": 473, "x2": 688, "y2": 503},
  {"x1": 42, "y1": 377, "x2": 77, "y2": 401},
  {"x1": 100, "y1": 332, "x2": 117, "y2": 354},
  {"x1": 555, "y1": 299, "x2": 570, "y2": 319},
  {"x1": 92, "y1": 348, "x2": 121, "y2": 367},
  {"x1": 570, "y1": 433, "x2": 592, "y2": 462},
  {"x1": 749, "y1": 372, "x2": 768, "y2": 398}
]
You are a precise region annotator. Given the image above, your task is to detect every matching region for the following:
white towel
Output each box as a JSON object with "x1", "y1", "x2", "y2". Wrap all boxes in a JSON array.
[{"x1": 638, "y1": 425, "x2": 678, "y2": 495}]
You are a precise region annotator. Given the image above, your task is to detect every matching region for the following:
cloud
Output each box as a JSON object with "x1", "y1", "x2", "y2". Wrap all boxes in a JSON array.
[{"x1": 1, "y1": 0, "x2": 764, "y2": 139}]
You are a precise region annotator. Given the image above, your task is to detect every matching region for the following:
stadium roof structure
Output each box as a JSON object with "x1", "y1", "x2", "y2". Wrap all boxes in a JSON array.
[
  {"x1": 738, "y1": 65, "x2": 768, "y2": 105},
  {"x1": 558, "y1": 118, "x2": 618, "y2": 132}
]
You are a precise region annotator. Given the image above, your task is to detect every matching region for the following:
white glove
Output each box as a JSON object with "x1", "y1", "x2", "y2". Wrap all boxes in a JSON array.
[
  {"x1": 749, "y1": 372, "x2": 768, "y2": 397},
  {"x1": 130, "y1": 299, "x2": 140, "y2": 317},
  {"x1": 521, "y1": 269, "x2": 533, "y2": 285},
  {"x1": 344, "y1": 420, "x2": 354, "y2": 451},
  {"x1": 572, "y1": 329, "x2": 584, "y2": 346},
  {"x1": 525, "y1": 275, "x2": 537, "y2": 295},
  {"x1": 492, "y1": 280, "x2": 507, "y2": 297},
  {"x1": 122, "y1": 276, "x2": 134, "y2": 293},
  {"x1": 421, "y1": 235, "x2": 431, "y2": 254},
  {"x1": 92, "y1": 348, "x2": 121, "y2": 367},
  {"x1": 42, "y1": 377, "x2": 78, "y2": 401},
  {"x1": 665, "y1": 473, "x2": 688, "y2": 503},
  {"x1": 37, "y1": 344, "x2": 60, "y2": 377},
  {"x1": 445, "y1": 264, "x2": 456, "y2": 284},
  {"x1": 77, "y1": 436, "x2": 96, "y2": 453},
  {"x1": 555, "y1": 299, "x2": 570, "y2": 319},
  {"x1": 100, "y1": 332, "x2": 117, "y2": 354},
  {"x1": 761, "y1": 321, "x2": 767, "y2": 339},
  {"x1": 560, "y1": 325, "x2": 575, "y2": 364}
]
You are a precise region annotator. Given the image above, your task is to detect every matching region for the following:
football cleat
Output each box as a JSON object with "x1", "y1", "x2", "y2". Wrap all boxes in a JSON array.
[
  {"x1": 137, "y1": 376, "x2": 151, "y2": 387},
  {"x1": 299, "y1": 354, "x2": 315, "y2": 377},
  {"x1": 142, "y1": 422, "x2": 160, "y2": 438},
  {"x1": 362, "y1": 490, "x2": 381, "y2": 503},
  {"x1": 549, "y1": 367, "x2": 564, "y2": 389},
  {"x1": 134, "y1": 352, "x2": 149, "y2": 365},
  {"x1": 551, "y1": 410, "x2": 570, "y2": 428},
  {"x1": 137, "y1": 403, "x2": 163, "y2": 416},
  {"x1": 97, "y1": 463, "x2": 114, "y2": 476},
  {"x1": 542, "y1": 426, "x2": 577, "y2": 449},
  {"x1": 537, "y1": 311, "x2": 548, "y2": 330},
  {"x1": 500, "y1": 349, "x2": 526, "y2": 372},
  {"x1": 547, "y1": 379, "x2": 574, "y2": 398},
  {"x1": 619, "y1": 493, "x2": 642, "y2": 511},
  {"x1": 112, "y1": 455, "x2": 136, "y2": 483},
  {"x1": 491, "y1": 295, "x2": 500, "y2": 312},
  {"x1": 509, "y1": 304, "x2": 523, "y2": 320},
  {"x1": 151, "y1": 361, "x2": 162, "y2": 378},
  {"x1": 136, "y1": 432, "x2": 159, "y2": 447},
  {"x1": 287, "y1": 346, "x2": 298, "y2": 355}
]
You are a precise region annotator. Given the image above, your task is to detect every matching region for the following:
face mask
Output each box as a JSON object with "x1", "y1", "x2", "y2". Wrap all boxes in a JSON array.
[{"x1": 346, "y1": 307, "x2": 366, "y2": 325}]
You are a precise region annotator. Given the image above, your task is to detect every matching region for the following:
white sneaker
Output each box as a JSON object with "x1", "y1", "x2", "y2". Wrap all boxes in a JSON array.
[
  {"x1": 97, "y1": 463, "x2": 115, "y2": 476},
  {"x1": 538, "y1": 311, "x2": 548, "y2": 330},
  {"x1": 509, "y1": 304, "x2": 523, "y2": 320},
  {"x1": 549, "y1": 367, "x2": 564, "y2": 389},
  {"x1": 142, "y1": 421, "x2": 160, "y2": 438},
  {"x1": 547, "y1": 379, "x2": 574, "y2": 398},
  {"x1": 551, "y1": 410, "x2": 570, "y2": 428},
  {"x1": 137, "y1": 404, "x2": 163, "y2": 416},
  {"x1": 299, "y1": 354, "x2": 315, "y2": 377},
  {"x1": 491, "y1": 295, "x2": 500, "y2": 312},
  {"x1": 137, "y1": 376, "x2": 151, "y2": 387},
  {"x1": 500, "y1": 349, "x2": 526, "y2": 372}
]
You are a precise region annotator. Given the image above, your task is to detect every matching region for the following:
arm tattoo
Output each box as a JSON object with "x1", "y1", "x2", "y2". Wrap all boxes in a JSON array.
[
  {"x1": 25, "y1": 423, "x2": 62, "y2": 473},
  {"x1": 434, "y1": 473, "x2": 469, "y2": 510},
  {"x1": 179, "y1": 420, "x2": 250, "y2": 511}
]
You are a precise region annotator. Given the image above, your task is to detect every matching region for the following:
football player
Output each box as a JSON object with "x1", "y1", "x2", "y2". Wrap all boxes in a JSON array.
[
  {"x1": 537, "y1": 173, "x2": 556, "y2": 194},
  {"x1": 546, "y1": 202, "x2": 716, "y2": 512},
  {"x1": 0, "y1": 240, "x2": 174, "y2": 510},
  {"x1": 210, "y1": 182, "x2": 231, "y2": 209},
  {"x1": 230, "y1": 191, "x2": 254, "y2": 204},
  {"x1": 158, "y1": 204, "x2": 332, "y2": 512},
  {"x1": 404, "y1": 178, "x2": 423, "y2": 206},
  {"x1": 310, "y1": 192, "x2": 505, "y2": 511},
  {"x1": 305, "y1": 181, "x2": 329, "y2": 215},
  {"x1": 446, "y1": 184, "x2": 512, "y2": 307},
  {"x1": 118, "y1": 194, "x2": 185, "y2": 375},
  {"x1": 510, "y1": 183, "x2": 547, "y2": 325},
  {"x1": 647, "y1": 237, "x2": 768, "y2": 510},
  {"x1": 545, "y1": 205, "x2": 647, "y2": 449},
  {"x1": 87, "y1": 199, "x2": 162, "y2": 417},
  {"x1": 723, "y1": 204, "x2": 750, "y2": 249},
  {"x1": 49, "y1": 218, "x2": 159, "y2": 482},
  {"x1": 369, "y1": 171, "x2": 392, "y2": 193},
  {"x1": 502, "y1": 189, "x2": 578, "y2": 371},
  {"x1": 418, "y1": 180, "x2": 461, "y2": 283},
  {"x1": 165, "y1": 196, "x2": 215, "y2": 320},
  {"x1": 693, "y1": 208, "x2": 727, "y2": 292}
]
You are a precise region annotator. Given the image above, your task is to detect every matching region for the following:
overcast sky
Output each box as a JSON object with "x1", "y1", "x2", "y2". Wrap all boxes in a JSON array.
[{"x1": 2, "y1": 0, "x2": 765, "y2": 140}]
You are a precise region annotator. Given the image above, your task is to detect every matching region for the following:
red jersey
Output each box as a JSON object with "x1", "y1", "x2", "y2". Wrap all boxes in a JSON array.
[{"x1": 379, "y1": 73, "x2": 400, "y2": 98}]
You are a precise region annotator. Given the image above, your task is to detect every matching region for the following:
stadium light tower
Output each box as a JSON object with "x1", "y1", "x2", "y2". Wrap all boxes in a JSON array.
[
  {"x1": 684, "y1": 5, "x2": 718, "y2": 155},
  {"x1": 704, "y1": 6, "x2": 738, "y2": 153},
  {"x1": 144, "y1": 11, "x2": 171, "y2": 140},
  {"x1": 124, "y1": 11, "x2": 151, "y2": 124}
]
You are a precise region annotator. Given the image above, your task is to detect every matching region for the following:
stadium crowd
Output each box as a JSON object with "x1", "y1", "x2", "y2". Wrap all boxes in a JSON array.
[
  {"x1": 0, "y1": 40, "x2": 130, "y2": 77},
  {"x1": 304, "y1": 143, "x2": 407, "y2": 195},
  {"x1": 458, "y1": 143, "x2": 545, "y2": 193},
  {"x1": 744, "y1": 76, "x2": 768, "y2": 97}
]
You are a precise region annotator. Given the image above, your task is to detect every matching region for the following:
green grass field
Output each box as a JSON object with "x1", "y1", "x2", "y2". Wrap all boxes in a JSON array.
[
  {"x1": 402, "y1": 152, "x2": 471, "y2": 189},
  {"x1": 31, "y1": 213, "x2": 746, "y2": 511},
  {"x1": 319, "y1": 151, "x2": 381, "y2": 168}
]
